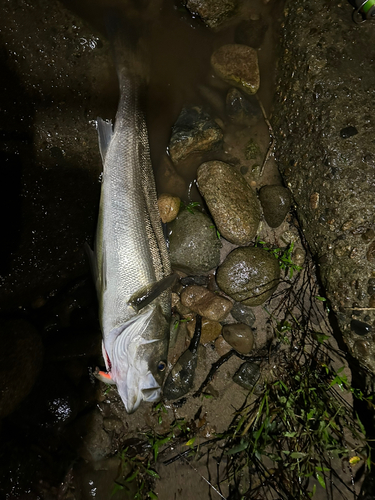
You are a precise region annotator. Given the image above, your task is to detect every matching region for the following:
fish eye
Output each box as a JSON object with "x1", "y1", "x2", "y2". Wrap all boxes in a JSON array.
[{"x1": 157, "y1": 361, "x2": 166, "y2": 372}]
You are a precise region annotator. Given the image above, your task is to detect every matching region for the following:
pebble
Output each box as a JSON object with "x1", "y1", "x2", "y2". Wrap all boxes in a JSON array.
[
  {"x1": 181, "y1": 285, "x2": 232, "y2": 321},
  {"x1": 211, "y1": 44, "x2": 260, "y2": 95},
  {"x1": 183, "y1": 0, "x2": 238, "y2": 30},
  {"x1": 222, "y1": 323, "x2": 254, "y2": 354},
  {"x1": 169, "y1": 208, "x2": 222, "y2": 274},
  {"x1": 340, "y1": 126, "x2": 358, "y2": 138},
  {"x1": 187, "y1": 316, "x2": 222, "y2": 343},
  {"x1": 293, "y1": 247, "x2": 306, "y2": 268},
  {"x1": 366, "y1": 241, "x2": 375, "y2": 263},
  {"x1": 258, "y1": 184, "x2": 292, "y2": 228},
  {"x1": 157, "y1": 193, "x2": 181, "y2": 223},
  {"x1": 233, "y1": 362, "x2": 261, "y2": 391},
  {"x1": 216, "y1": 247, "x2": 280, "y2": 306},
  {"x1": 226, "y1": 88, "x2": 261, "y2": 126},
  {"x1": 231, "y1": 301, "x2": 256, "y2": 327},
  {"x1": 197, "y1": 160, "x2": 261, "y2": 245},
  {"x1": 168, "y1": 106, "x2": 223, "y2": 164},
  {"x1": 350, "y1": 319, "x2": 372, "y2": 336},
  {"x1": 214, "y1": 335, "x2": 232, "y2": 356}
]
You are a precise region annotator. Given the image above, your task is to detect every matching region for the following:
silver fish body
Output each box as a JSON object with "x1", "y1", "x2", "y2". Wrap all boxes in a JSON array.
[{"x1": 90, "y1": 56, "x2": 172, "y2": 413}]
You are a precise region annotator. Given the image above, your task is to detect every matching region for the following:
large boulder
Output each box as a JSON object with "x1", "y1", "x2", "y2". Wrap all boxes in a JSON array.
[{"x1": 272, "y1": 1, "x2": 375, "y2": 373}]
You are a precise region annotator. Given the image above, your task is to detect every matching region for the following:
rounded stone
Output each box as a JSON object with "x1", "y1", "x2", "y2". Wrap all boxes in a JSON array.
[
  {"x1": 222, "y1": 323, "x2": 254, "y2": 354},
  {"x1": 216, "y1": 247, "x2": 280, "y2": 306},
  {"x1": 180, "y1": 285, "x2": 232, "y2": 321},
  {"x1": 231, "y1": 302, "x2": 256, "y2": 327},
  {"x1": 197, "y1": 161, "x2": 261, "y2": 245},
  {"x1": 184, "y1": 0, "x2": 238, "y2": 30},
  {"x1": 157, "y1": 193, "x2": 181, "y2": 223},
  {"x1": 169, "y1": 209, "x2": 221, "y2": 274},
  {"x1": 258, "y1": 184, "x2": 292, "y2": 228},
  {"x1": 211, "y1": 44, "x2": 260, "y2": 95},
  {"x1": 233, "y1": 362, "x2": 261, "y2": 390}
]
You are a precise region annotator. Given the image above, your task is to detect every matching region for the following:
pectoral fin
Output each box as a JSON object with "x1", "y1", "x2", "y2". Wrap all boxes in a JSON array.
[
  {"x1": 94, "y1": 367, "x2": 116, "y2": 384},
  {"x1": 128, "y1": 274, "x2": 177, "y2": 312},
  {"x1": 97, "y1": 117, "x2": 113, "y2": 163}
]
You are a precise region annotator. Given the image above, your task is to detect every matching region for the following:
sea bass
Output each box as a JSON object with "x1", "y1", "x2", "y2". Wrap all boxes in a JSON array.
[{"x1": 88, "y1": 27, "x2": 173, "y2": 413}]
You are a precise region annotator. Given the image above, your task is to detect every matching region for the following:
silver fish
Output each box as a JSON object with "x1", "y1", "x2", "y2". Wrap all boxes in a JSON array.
[{"x1": 87, "y1": 30, "x2": 173, "y2": 413}]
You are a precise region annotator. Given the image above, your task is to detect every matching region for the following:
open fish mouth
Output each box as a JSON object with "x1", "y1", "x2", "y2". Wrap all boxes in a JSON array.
[{"x1": 141, "y1": 386, "x2": 161, "y2": 402}]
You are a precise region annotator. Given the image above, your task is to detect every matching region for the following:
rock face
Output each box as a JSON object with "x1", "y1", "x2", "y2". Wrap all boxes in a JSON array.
[
  {"x1": 0, "y1": 320, "x2": 43, "y2": 418},
  {"x1": 168, "y1": 106, "x2": 223, "y2": 164},
  {"x1": 183, "y1": 0, "x2": 238, "y2": 30},
  {"x1": 272, "y1": 0, "x2": 375, "y2": 374},
  {"x1": 216, "y1": 247, "x2": 280, "y2": 306},
  {"x1": 169, "y1": 209, "x2": 221, "y2": 274},
  {"x1": 211, "y1": 44, "x2": 260, "y2": 95},
  {"x1": 258, "y1": 184, "x2": 292, "y2": 228},
  {"x1": 197, "y1": 161, "x2": 261, "y2": 245}
]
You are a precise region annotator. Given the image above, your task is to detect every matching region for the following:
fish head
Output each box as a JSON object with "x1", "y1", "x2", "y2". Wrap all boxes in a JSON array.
[{"x1": 106, "y1": 305, "x2": 169, "y2": 413}]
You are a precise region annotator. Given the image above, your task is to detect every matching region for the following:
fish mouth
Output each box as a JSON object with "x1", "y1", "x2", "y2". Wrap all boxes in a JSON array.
[{"x1": 141, "y1": 386, "x2": 161, "y2": 403}]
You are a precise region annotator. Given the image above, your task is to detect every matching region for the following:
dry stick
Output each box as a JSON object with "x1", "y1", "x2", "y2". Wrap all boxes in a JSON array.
[{"x1": 256, "y1": 94, "x2": 275, "y2": 176}]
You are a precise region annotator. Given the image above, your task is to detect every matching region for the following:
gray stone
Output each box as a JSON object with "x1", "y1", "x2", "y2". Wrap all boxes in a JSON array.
[
  {"x1": 183, "y1": 0, "x2": 238, "y2": 30},
  {"x1": 169, "y1": 208, "x2": 221, "y2": 274},
  {"x1": 216, "y1": 247, "x2": 280, "y2": 306},
  {"x1": 222, "y1": 323, "x2": 254, "y2": 354},
  {"x1": 226, "y1": 88, "x2": 262, "y2": 126},
  {"x1": 233, "y1": 362, "x2": 261, "y2": 391},
  {"x1": 272, "y1": 0, "x2": 375, "y2": 374},
  {"x1": 231, "y1": 302, "x2": 256, "y2": 327},
  {"x1": 168, "y1": 106, "x2": 223, "y2": 165},
  {"x1": 258, "y1": 184, "x2": 292, "y2": 228},
  {"x1": 197, "y1": 161, "x2": 261, "y2": 245},
  {"x1": 211, "y1": 44, "x2": 260, "y2": 95}
]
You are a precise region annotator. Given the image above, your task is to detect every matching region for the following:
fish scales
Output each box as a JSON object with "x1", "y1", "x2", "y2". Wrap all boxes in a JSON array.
[{"x1": 91, "y1": 36, "x2": 172, "y2": 412}]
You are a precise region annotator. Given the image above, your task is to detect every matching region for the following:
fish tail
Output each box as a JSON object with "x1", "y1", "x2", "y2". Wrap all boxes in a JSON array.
[{"x1": 105, "y1": 9, "x2": 149, "y2": 86}]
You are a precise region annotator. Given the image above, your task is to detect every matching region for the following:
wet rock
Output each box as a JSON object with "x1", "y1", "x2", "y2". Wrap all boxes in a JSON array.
[
  {"x1": 226, "y1": 88, "x2": 262, "y2": 126},
  {"x1": 168, "y1": 106, "x2": 223, "y2": 164},
  {"x1": 233, "y1": 362, "x2": 260, "y2": 391},
  {"x1": 183, "y1": 0, "x2": 238, "y2": 30},
  {"x1": 244, "y1": 138, "x2": 261, "y2": 160},
  {"x1": 0, "y1": 320, "x2": 43, "y2": 418},
  {"x1": 169, "y1": 208, "x2": 221, "y2": 274},
  {"x1": 197, "y1": 161, "x2": 261, "y2": 245},
  {"x1": 231, "y1": 302, "x2": 256, "y2": 327},
  {"x1": 181, "y1": 285, "x2": 232, "y2": 321},
  {"x1": 235, "y1": 18, "x2": 269, "y2": 49},
  {"x1": 272, "y1": 0, "x2": 375, "y2": 374},
  {"x1": 366, "y1": 241, "x2": 375, "y2": 263},
  {"x1": 340, "y1": 126, "x2": 358, "y2": 138},
  {"x1": 350, "y1": 319, "x2": 372, "y2": 336},
  {"x1": 216, "y1": 247, "x2": 280, "y2": 306},
  {"x1": 158, "y1": 193, "x2": 180, "y2": 223},
  {"x1": 214, "y1": 335, "x2": 232, "y2": 356},
  {"x1": 211, "y1": 44, "x2": 260, "y2": 95},
  {"x1": 258, "y1": 184, "x2": 292, "y2": 228},
  {"x1": 222, "y1": 323, "x2": 254, "y2": 354},
  {"x1": 187, "y1": 317, "x2": 222, "y2": 344}
]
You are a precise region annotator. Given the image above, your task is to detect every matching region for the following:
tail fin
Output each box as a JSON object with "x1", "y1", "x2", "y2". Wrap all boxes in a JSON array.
[{"x1": 105, "y1": 10, "x2": 149, "y2": 85}]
